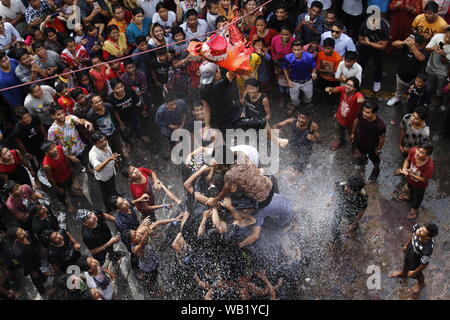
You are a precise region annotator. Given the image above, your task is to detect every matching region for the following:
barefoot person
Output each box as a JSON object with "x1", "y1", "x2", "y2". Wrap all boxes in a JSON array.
[{"x1": 389, "y1": 223, "x2": 438, "y2": 294}]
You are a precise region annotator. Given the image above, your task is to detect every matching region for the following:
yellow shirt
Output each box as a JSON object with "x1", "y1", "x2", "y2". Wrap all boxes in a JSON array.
[
  {"x1": 108, "y1": 18, "x2": 128, "y2": 33},
  {"x1": 412, "y1": 14, "x2": 448, "y2": 39},
  {"x1": 102, "y1": 32, "x2": 128, "y2": 57},
  {"x1": 218, "y1": 4, "x2": 238, "y2": 21}
]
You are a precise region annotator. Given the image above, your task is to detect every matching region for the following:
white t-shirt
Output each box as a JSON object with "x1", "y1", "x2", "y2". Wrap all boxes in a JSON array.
[
  {"x1": 230, "y1": 145, "x2": 260, "y2": 166},
  {"x1": 83, "y1": 270, "x2": 114, "y2": 300},
  {"x1": 307, "y1": 0, "x2": 332, "y2": 10},
  {"x1": 342, "y1": 0, "x2": 363, "y2": 16},
  {"x1": 152, "y1": 10, "x2": 176, "y2": 29},
  {"x1": 138, "y1": 0, "x2": 161, "y2": 19},
  {"x1": 335, "y1": 60, "x2": 363, "y2": 86},
  {"x1": 0, "y1": 0, "x2": 26, "y2": 20},
  {"x1": 426, "y1": 33, "x2": 450, "y2": 76},
  {"x1": 181, "y1": 18, "x2": 209, "y2": 41},
  {"x1": 207, "y1": 11, "x2": 218, "y2": 31},
  {"x1": 89, "y1": 144, "x2": 116, "y2": 181}
]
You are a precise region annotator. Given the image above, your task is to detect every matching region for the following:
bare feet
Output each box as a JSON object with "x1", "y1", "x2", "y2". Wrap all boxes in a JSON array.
[
  {"x1": 388, "y1": 271, "x2": 407, "y2": 278},
  {"x1": 407, "y1": 209, "x2": 417, "y2": 220},
  {"x1": 398, "y1": 193, "x2": 410, "y2": 201},
  {"x1": 409, "y1": 282, "x2": 425, "y2": 294}
]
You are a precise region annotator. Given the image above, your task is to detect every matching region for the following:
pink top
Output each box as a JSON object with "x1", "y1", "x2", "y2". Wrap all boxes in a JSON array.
[{"x1": 270, "y1": 35, "x2": 295, "y2": 61}]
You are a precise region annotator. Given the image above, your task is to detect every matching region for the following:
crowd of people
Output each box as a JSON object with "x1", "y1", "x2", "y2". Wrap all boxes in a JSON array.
[{"x1": 0, "y1": 0, "x2": 445, "y2": 300}]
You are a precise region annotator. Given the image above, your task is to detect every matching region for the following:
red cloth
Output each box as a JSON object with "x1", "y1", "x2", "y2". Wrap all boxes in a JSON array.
[
  {"x1": 407, "y1": 147, "x2": 435, "y2": 189},
  {"x1": 105, "y1": 63, "x2": 126, "y2": 81},
  {"x1": 248, "y1": 27, "x2": 278, "y2": 49},
  {"x1": 42, "y1": 145, "x2": 72, "y2": 184},
  {"x1": 60, "y1": 44, "x2": 90, "y2": 69},
  {"x1": 0, "y1": 150, "x2": 20, "y2": 174},
  {"x1": 335, "y1": 86, "x2": 364, "y2": 128},
  {"x1": 90, "y1": 66, "x2": 108, "y2": 92},
  {"x1": 6, "y1": 184, "x2": 33, "y2": 216},
  {"x1": 129, "y1": 167, "x2": 155, "y2": 214},
  {"x1": 388, "y1": 0, "x2": 422, "y2": 46}
]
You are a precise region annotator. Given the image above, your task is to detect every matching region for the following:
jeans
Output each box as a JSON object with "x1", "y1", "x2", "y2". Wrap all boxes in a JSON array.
[
  {"x1": 394, "y1": 74, "x2": 411, "y2": 100},
  {"x1": 425, "y1": 68, "x2": 447, "y2": 98},
  {"x1": 289, "y1": 79, "x2": 313, "y2": 106},
  {"x1": 355, "y1": 143, "x2": 380, "y2": 165},
  {"x1": 358, "y1": 46, "x2": 384, "y2": 83},
  {"x1": 336, "y1": 122, "x2": 351, "y2": 145}
]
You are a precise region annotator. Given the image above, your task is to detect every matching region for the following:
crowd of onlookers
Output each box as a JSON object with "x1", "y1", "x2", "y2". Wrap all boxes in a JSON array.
[{"x1": 0, "y1": 0, "x2": 446, "y2": 300}]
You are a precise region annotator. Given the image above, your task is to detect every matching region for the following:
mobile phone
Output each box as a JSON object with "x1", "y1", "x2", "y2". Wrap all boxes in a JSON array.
[
  {"x1": 304, "y1": 15, "x2": 310, "y2": 22},
  {"x1": 439, "y1": 41, "x2": 445, "y2": 49},
  {"x1": 93, "y1": 1, "x2": 99, "y2": 8}
]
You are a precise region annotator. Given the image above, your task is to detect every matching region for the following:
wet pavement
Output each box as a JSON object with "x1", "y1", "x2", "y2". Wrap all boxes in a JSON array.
[{"x1": 16, "y1": 54, "x2": 450, "y2": 300}]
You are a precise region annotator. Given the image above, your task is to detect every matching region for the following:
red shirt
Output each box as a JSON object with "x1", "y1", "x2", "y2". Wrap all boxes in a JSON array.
[
  {"x1": 105, "y1": 63, "x2": 126, "y2": 81},
  {"x1": 130, "y1": 167, "x2": 155, "y2": 213},
  {"x1": 249, "y1": 27, "x2": 278, "y2": 49},
  {"x1": 90, "y1": 66, "x2": 108, "y2": 91},
  {"x1": 42, "y1": 145, "x2": 72, "y2": 184},
  {"x1": 0, "y1": 150, "x2": 20, "y2": 174},
  {"x1": 335, "y1": 86, "x2": 364, "y2": 128},
  {"x1": 407, "y1": 147, "x2": 435, "y2": 189}
]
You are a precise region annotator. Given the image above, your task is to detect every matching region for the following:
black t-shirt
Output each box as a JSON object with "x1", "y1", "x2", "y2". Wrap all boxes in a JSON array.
[
  {"x1": 267, "y1": 15, "x2": 297, "y2": 33},
  {"x1": 12, "y1": 116, "x2": 45, "y2": 158},
  {"x1": 82, "y1": 210, "x2": 112, "y2": 252},
  {"x1": 12, "y1": 240, "x2": 41, "y2": 273},
  {"x1": 356, "y1": 114, "x2": 386, "y2": 149},
  {"x1": 48, "y1": 229, "x2": 81, "y2": 271},
  {"x1": 32, "y1": 209, "x2": 59, "y2": 245},
  {"x1": 335, "y1": 181, "x2": 368, "y2": 220},
  {"x1": 243, "y1": 93, "x2": 266, "y2": 119},
  {"x1": 150, "y1": 57, "x2": 170, "y2": 85},
  {"x1": 86, "y1": 103, "x2": 117, "y2": 136},
  {"x1": 359, "y1": 19, "x2": 390, "y2": 49},
  {"x1": 397, "y1": 45, "x2": 428, "y2": 83},
  {"x1": 211, "y1": 77, "x2": 242, "y2": 130},
  {"x1": 106, "y1": 88, "x2": 142, "y2": 122}
]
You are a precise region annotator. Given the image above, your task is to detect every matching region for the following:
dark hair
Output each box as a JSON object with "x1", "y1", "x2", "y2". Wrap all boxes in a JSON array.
[
  {"x1": 297, "y1": 109, "x2": 312, "y2": 118},
  {"x1": 310, "y1": 1, "x2": 323, "y2": 11},
  {"x1": 14, "y1": 47, "x2": 28, "y2": 61},
  {"x1": 109, "y1": 78, "x2": 124, "y2": 90},
  {"x1": 121, "y1": 165, "x2": 131, "y2": 178},
  {"x1": 255, "y1": 15, "x2": 266, "y2": 24},
  {"x1": 50, "y1": 105, "x2": 64, "y2": 115},
  {"x1": 275, "y1": 4, "x2": 287, "y2": 12},
  {"x1": 31, "y1": 41, "x2": 44, "y2": 53},
  {"x1": 252, "y1": 38, "x2": 264, "y2": 46},
  {"x1": 85, "y1": 23, "x2": 97, "y2": 32},
  {"x1": 185, "y1": 8, "x2": 198, "y2": 19},
  {"x1": 347, "y1": 176, "x2": 365, "y2": 192},
  {"x1": 154, "y1": 46, "x2": 168, "y2": 55},
  {"x1": 135, "y1": 35, "x2": 148, "y2": 46},
  {"x1": 207, "y1": 0, "x2": 219, "y2": 9},
  {"x1": 413, "y1": 33, "x2": 425, "y2": 45},
  {"x1": 171, "y1": 26, "x2": 185, "y2": 39},
  {"x1": 91, "y1": 131, "x2": 105, "y2": 144},
  {"x1": 43, "y1": 27, "x2": 57, "y2": 37},
  {"x1": 64, "y1": 37, "x2": 76, "y2": 47},
  {"x1": 416, "y1": 72, "x2": 428, "y2": 82},
  {"x1": 418, "y1": 143, "x2": 433, "y2": 156},
  {"x1": 323, "y1": 37, "x2": 335, "y2": 48},
  {"x1": 363, "y1": 99, "x2": 379, "y2": 113},
  {"x1": 347, "y1": 76, "x2": 360, "y2": 89},
  {"x1": 28, "y1": 83, "x2": 40, "y2": 94},
  {"x1": 332, "y1": 21, "x2": 344, "y2": 30},
  {"x1": 89, "y1": 93, "x2": 103, "y2": 105},
  {"x1": 107, "y1": 55, "x2": 118, "y2": 62},
  {"x1": 156, "y1": 2, "x2": 168, "y2": 11},
  {"x1": 326, "y1": 9, "x2": 336, "y2": 16},
  {"x1": 80, "y1": 289, "x2": 95, "y2": 300},
  {"x1": 3, "y1": 179, "x2": 19, "y2": 194},
  {"x1": 292, "y1": 40, "x2": 303, "y2": 48},
  {"x1": 41, "y1": 229, "x2": 56, "y2": 245},
  {"x1": 107, "y1": 195, "x2": 120, "y2": 212},
  {"x1": 424, "y1": 1, "x2": 439, "y2": 13},
  {"x1": 70, "y1": 87, "x2": 85, "y2": 100},
  {"x1": 123, "y1": 59, "x2": 135, "y2": 67},
  {"x1": 76, "y1": 255, "x2": 90, "y2": 272},
  {"x1": 54, "y1": 81, "x2": 67, "y2": 94},
  {"x1": 41, "y1": 141, "x2": 55, "y2": 153},
  {"x1": 244, "y1": 78, "x2": 259, "y2": 88},
  {"x1": 310, "y1": 33, "x2": 321, "y2": 44},
  {"x1": 414, "y1": 106, "x2": 429, "y2": 120},
  {"x1": 280, "y1": 25, "x2": 292, "y2": 33},
  {"x1": 344, "y1": 51, "x2": 358, "y2": 61},
  {"x1": 215, "y1": 15, "x2": 227, "y2": 28},
  {"x1": 131, "y1": 6, "x2": 144, "y2": 16},
  {"x1": 15, "y1": 106, "x2": 30, "y2": 119},
  {"x1": 112, "y1": 4, "x2": 124, "y2": 14},
  {"x1": 164, "y1": 92, "x2": 177, "y2": 103},
  {"x1": 0, "y1": 51, "x2": 6, "y2": 61},
  {"x1": 106, "y1": 24, "x2": 119, "y2": 35},
  {"x1": 424, "y1": 223, "x2": 439, "y2": 237}
]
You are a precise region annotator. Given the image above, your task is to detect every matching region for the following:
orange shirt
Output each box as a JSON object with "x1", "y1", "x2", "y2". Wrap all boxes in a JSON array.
[
  {"x1": 316, "y1": 50, "x2": 341, "y2": 82},
  {"x1": 89, "y1": 65, "x2": 108, "y2": 91}
]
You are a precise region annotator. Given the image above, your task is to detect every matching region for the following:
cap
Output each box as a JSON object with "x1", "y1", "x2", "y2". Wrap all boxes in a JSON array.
[
  {"x1": 199, "y1": 61, "x2": 218, "y2": 85},
  {"x1": 75, "y1": 209, "x2": 92, "y2": 224}
]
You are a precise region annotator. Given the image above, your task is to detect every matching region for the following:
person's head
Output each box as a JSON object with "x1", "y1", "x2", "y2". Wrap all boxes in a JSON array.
[
  {"x1": 47, "y1": 230, "x2": 65, "y2": 246},
  {"x1": 424, "y1": 1, "x2": 439, "y2": 23},
  {"x1": 15, "y1": 48, "x2": 32, "y2": 66},
  {"x1": 77, "y1": 255, "x2": 101, "y2": 275},
  {"x1": 15, "y1": 106, "x2": 32, "y2": 125},
  {"x1": 107, "y1": 24, "x2": 120, "y2": 41},
  {"x1": 29, "y1": 203, "x2": 49, "y2": 219},
  {"x1": 215, "y1": 15, "x2": 228, "y2": 30},
  {"x1": 0, "y1": 145, "x2": 13, "y2": 162},
  {"x1": 44, "y1": 28, "x2": 59, "y2": 43},
  {"x1": 108, "y1": 195, "x2": 130, "y2": 212},
  {"x1": 4, "y1": 180, "x2": 22, "y2": 197},
  {"x1": 362, "y1": 100, "x2": 379, "y2": 120},
  {"x1": 0, "y1": 0, "x2": 11, "y2": 7},
  {"x1": 31, "y1": 41, "x2": 46, "y2": 58},
  {"x1": 171, "y1": 26, "x2": 185, "y2": 42},
  {"x1": 292, "y1": 40, "x2": 303, "y2": 58},
  {"x1": 415, "y1": 72, "x2": 428, "y2": 88},
  {"x1": 75, "y1": 209, "x2": 98, "y2": 228},
  {"x1": 416, "y1": 143, "x2": 433, "y2": 161},
  {"x1": 64, "y1": 37, "x2": 77, "y2": 53},
  {"x1": 192, "y1": 102, "x2": 205, "y2": 121},
  {"x1": 29, "y1": 83, "x2": 43, "y2": 98},
  {"x1": 41, "y1": 141, "x2": 58, "y2": 158},
  {"x1": 322, "y1": 37, "x2": 335, "y2": 55},
  {"x1": 81, "y1": 288, "x2": 103, "y2": 300},
  {"x1": 135, "y1": 35, "x2": 149, "y2": 51},
  {"x1": 296, "y1": 110, "x2": 312, "y2": 127},
  {"x1": 112, "y1": 5, "x2": 125, "y2": 21},
  {"x1": 91, "y1": 131, "x2": 108, "y2": 149},
  {"x1": 86, "y1": 23, "x2": 99, "y2": 37},
  {"x1": 244, "y1": 0, "x2": 257, "y2": 12},
  {"x1": 186, "y1": 9, "x2": 199, "y2": 28},
  {"x1": 309, "y1": 1, "x2": 323, "y2": 19},
  {"x1": 108, "y1": 56, "x2": 120, "y2": 71},
  {"x1": 244, "y1": 78, "x2": 260, "y2": 98},
  {"x1": 280, "y1": 26, "x2": 292, "y2": 43},
  {"x1": 73, "y1": 23, "x2": 84, "y2": 36},
  {"x1": 325, "y1": 10, "x2": 337, "y2": 26},
  {"x1": 50, "y1": 105, "x2": 66, "y2": 123},
  {"x1": 156, "y1": 2, "x2": 169, "y2": 20},
  {"x1": 110, "y1": 78, "x2": 125, "y2": 96},
  {"x1": 254, "y1": 15, "x2": 267, "y2": 33},
  {"x1": 207, "y1": 0, "x2": 219, "y2": 15},
  {"x1": 91, "y1": 55, "x2": 103, "y2": 68},
  {"x1": 411, "y1": 33, "x2": 425, "y2": 48},
  {"x1": 411, "y1": 106, "x2": 429, "y2": 126},
  {"x1": 220, "y1": 0, "x2": 231, "y2": 8},
  {"x1": 151, "y1": 23, "x2": 165, "y2": 40},
  {"x1": 164, "y1": 92, "x2": 178, "y2": 110},
  {"x1": 346, "y1": 176, "x2": 365, "y2": 193},
  {"x1": 155, "y1": 47, "x2": 168, "y2": 62},
  {"x1": 6, "y1": 227, "x2": 28, "y2": 242},
  {"x1": 71, "y1": 87, "x2": 87, "y2": 105},
  {"x1": 29, "y1": 0, "x2": 41, "y2": 9},
  {"x1": 252, "y1": 38, "x2": 264, "y2": 52},
  {"x1": 0, "y1": 51, "x2": 9, "y2": 69},
  {"x1": 275, "y1": 5, "x2": 287, "y2": 21},
  {"x1": 416, "y1": 223, "x2": 439, "y2": 238},
  {"x1": 344, "y1": 51, "x2": 357, "y2": 68},
  {"x1": 345, "y1": 76, "x2": 359, "y2": 93},
  {"x1": 55, "y1": 81, "x2": 70, "y2": 97},
  {"x1": 90, "y1": 94, "x2": 105, "y2": 113},
  {"x1": 330, "y1": 21, "x2": 344, "y2": 40},
  {"x1": 121, "y1": 164, "x2": 142, "y2": 180},
  {"x1": 131, "y1": 6, "x2": 145, "y2": 25},
  {"x1": 124, "y1": 59, "x2": 136, "y2": 75}
]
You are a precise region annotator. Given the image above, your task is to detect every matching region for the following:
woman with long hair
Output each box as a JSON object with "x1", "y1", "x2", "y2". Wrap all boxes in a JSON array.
[
  {"x1": 102, "y1": 24, "x2": 128, "y2": 60},
  {"x1": 148, "y1": 23, "x2": 170, "y2": 48},
  {"x1": 126, "y1": 7, "x2": 152, "y2": 46}
]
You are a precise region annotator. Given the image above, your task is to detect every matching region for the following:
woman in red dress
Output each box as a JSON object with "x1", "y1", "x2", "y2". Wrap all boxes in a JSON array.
[
  {"x1": 388, "y1": 0, "x2": 423, "y2": 52},
  {"x1": 248, "y1": 16, "x2": 278, "y2": 50}
]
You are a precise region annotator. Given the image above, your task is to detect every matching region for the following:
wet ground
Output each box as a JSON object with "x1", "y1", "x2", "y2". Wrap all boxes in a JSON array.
[{"x1": 15, "y1": 54, "x2": 450, "y2": 300}]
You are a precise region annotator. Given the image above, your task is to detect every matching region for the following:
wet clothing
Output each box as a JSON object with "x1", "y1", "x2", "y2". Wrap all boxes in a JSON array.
[
  {"x1": 400, "y1": 114, "x2": 430, "y2": 151},
  {"x1": 253, "y1": 193, "x2": 294, "y2": 228},
  {"x1": 291, "y1": 118, "x2": 314, "y2": 172},
  {"x1": 32, "y1": 209, "x2": 59, "y2": 246},
  {"x1": 404, "y1": 224, "x2": 434, "y2": 276},
  {"x1": 243, "y1": 93, "x2": 267, "y2": 119},
  {"x1": 355, "y1": 114, "x2": 386, "y2": 167},
  {"x1": 0, "y1": 150, "x2": 31, "y2": 186},
  {"x1": 42, "y1": 145, "x2": 72, "y2": 185},
  {"x1": 12, "y1": 116, "x2": 46, "y2": 161},
  {"x1": 114, "y1": 205, "x2": 140, "y2": 236},
  {"x1": 129, "y1": 167, "x2": 156, "y2": 220},
  {"x1": 48, "y1": 229, "x2": 81, "y2": 272},
  {"x1": 82, "y1": 211, "x2": 114, "y2": 265},
  {"x1": 335, "y1": 86, "x2": 364, "y2": 128},
  {"x1": 406, "y1": 147, "x2": 434, "y2": 190}
]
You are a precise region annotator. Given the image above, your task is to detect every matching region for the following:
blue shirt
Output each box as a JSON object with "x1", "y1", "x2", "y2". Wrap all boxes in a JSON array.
[
  {"x1": 282, "y1": 52, "x2": 316, "y2": 81},
  {"x1": 155, "y1": 99, "x2": 187, "y2": 137},
  {"x1": 126, "y1": 18, "x2": 152, "y2": 44},
  {"x1": 320, "y1": 31, "x2": 356, "y2": 57},
  {"x1": 368, "y1": 0, "x2": 389, "y2": 13}
]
